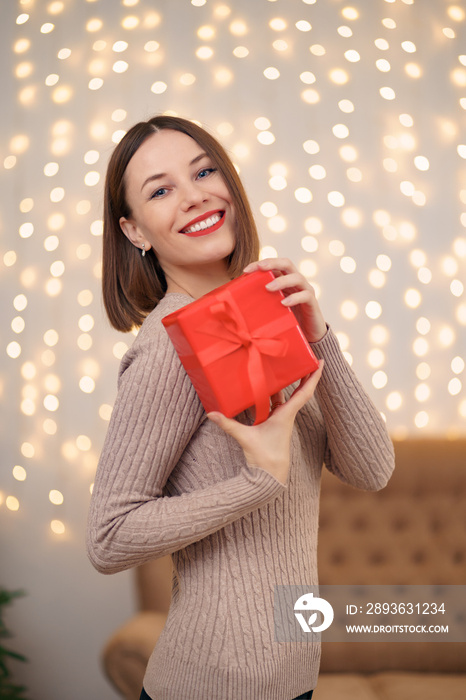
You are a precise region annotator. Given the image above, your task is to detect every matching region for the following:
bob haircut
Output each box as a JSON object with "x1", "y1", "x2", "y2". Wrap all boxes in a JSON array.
[{"x1": 102, "y1": 115, "x2": 260, "y2": 332}]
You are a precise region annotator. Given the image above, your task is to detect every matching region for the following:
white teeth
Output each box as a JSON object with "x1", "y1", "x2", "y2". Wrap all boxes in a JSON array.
[{"x1": 184, "y1": 212, "x2": 222, "y2": 234}]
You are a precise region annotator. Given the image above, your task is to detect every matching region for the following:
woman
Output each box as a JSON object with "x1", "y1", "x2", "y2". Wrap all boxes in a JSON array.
[{"x1": 87, "y1": 115, "x2": 394, "y2": 700}]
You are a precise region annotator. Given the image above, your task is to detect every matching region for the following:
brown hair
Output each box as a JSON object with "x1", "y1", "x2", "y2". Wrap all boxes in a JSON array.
[{"x1": 102, "y1": 115, "x2": 260, "y2": 332}]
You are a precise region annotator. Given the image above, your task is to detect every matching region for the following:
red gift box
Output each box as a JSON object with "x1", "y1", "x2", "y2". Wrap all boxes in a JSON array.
[{"x1": 161, "y1": 269, "x2": 319, "y2": 424}]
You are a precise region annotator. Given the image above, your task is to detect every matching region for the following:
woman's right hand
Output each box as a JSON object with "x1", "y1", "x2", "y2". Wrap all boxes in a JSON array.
[{"x1": 207, "y1": 361, "x2": 324, "y2": 485}]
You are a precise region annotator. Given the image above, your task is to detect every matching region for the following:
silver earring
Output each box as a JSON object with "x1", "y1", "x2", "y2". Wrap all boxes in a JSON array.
[{"x1": 141, "y1": 243, "x2": 145, "y2": 257}]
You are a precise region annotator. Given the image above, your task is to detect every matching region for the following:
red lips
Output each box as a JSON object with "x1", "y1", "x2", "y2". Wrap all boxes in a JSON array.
[{"x1": 180, "y1": 210, "x2": 225, "y2": 237}]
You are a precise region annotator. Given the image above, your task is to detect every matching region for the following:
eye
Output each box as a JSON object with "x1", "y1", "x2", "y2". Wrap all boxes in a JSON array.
[
  {"x1": 150, "y1": 187, "x2": 168, "y2": 200},
  {"x1": 197, "y1": 167, "x2": 216, "y2": 180}
]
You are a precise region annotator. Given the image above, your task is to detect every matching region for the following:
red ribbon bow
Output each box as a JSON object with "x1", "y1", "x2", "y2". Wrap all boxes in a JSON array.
[{"x1": 196, "y1": 290, "x2": 289, "y2": 424}]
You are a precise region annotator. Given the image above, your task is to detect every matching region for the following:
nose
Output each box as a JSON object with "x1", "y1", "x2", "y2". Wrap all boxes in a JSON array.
[{"x1": 179, "y1": 179, "x2": 208, "y2": 211}]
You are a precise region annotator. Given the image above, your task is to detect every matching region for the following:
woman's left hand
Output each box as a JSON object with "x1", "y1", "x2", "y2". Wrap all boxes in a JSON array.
[
  {"x1": 207, "y1": 362, "x2": 324, "y2": 485},
  {"x1": 243, "y1": 257, "x2": 327, "y2": 343}
]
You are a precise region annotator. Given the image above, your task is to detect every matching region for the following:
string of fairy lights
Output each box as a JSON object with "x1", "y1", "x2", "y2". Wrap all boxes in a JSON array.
[{"x1": 1, "y1": 0, "x2": 465, "y2": 536}]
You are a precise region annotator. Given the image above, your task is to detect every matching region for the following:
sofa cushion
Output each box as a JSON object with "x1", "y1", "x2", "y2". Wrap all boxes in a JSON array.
[
  {"x1": 314, "y1": 673, "x2": 380, "y2": 699},
  {"x1": 317, "y1": 439, "x2": 466, "y2": 675},
  {"x1": 318, "y1": 439, "x2": 466, "y2": 587},
  {"x1": 370, "y1": 671, "x2": 466, "y2": 700},
  {"x1": 315, "y1": 672, "x2": 466, "y2": 700},
  {"x1": 319, "y1": 640, "x2": 466, "y2": 674}
]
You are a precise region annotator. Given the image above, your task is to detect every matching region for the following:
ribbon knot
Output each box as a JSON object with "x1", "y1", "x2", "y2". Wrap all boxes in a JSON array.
[{"x1": 196, "y1": 293, "x2": 288, "y2": 424}]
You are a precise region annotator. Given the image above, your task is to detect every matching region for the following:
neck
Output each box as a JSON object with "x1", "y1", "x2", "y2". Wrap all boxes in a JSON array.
[{"x1": 164, "y1": 262, "x2": 233, "y2": 300}]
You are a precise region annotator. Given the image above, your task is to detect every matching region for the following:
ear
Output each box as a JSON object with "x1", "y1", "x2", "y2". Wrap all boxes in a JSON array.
[{"x1": 119, "y1": 217, "x2": 152, "y2": 253}]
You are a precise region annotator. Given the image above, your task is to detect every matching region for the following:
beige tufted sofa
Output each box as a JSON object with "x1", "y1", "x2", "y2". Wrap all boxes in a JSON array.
[{"x1": 101, "y1": 439, "x2": 466, "y2": 699}]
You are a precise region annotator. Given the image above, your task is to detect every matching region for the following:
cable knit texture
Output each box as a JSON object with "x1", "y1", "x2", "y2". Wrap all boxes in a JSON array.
[{"x1": 87, "y1": 293, "x2": 394, "y2": 700}]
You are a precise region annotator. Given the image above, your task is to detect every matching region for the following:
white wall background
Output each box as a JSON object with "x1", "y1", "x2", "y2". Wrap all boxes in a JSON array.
[{"x1": 1, "y1": 0, "x2": 465, "y2": 698}]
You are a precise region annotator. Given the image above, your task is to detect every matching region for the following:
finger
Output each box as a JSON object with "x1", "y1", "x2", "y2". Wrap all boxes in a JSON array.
[
  {"x1": 270, "y1": 389, "x2": 285, "y2": 412},
  {"x1": 270, "y1": 389, "x2": 285, "y2": 403},
  {"x1": 206, "y1": 411, "x2": 242, "y2": 436},
  {"x1": 280, "y1": 290, "x2": 316, "y2": 307},
  {"x1": 282, "y1": 361, "x2": 324, "y2": 413},
  {"x1": 244, "y1": 257, "x2": 299, "y2": 277},
  {"x1": 243, "y1": 258, "x2": 284, "y2": 274},
  {"x1": 255, "y1": 257, "x2": 296, "y2": 273},
  {"x1": 243, "y1": 261, "x2": 262, "y2": 274},
  {"x1": 265, "y1": 272, "x2": 306, "y2": 292}
]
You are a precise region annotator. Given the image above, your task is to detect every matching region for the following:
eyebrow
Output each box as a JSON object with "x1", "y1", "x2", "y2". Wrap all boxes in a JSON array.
[{"x1": 140, "y1": 152, "x2": 209, "y2": 192}]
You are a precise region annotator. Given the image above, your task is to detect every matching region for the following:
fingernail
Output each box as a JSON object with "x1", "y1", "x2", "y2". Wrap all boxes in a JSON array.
[{"x1": 208, "y1": 411, "x2": 225, "y2": 421}]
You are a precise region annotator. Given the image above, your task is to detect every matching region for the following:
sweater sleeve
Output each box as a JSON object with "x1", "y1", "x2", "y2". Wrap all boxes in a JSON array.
[
  {"x1": 86, "y1": 309, "x2": 284, "y2": 575},
  {"x1": 308, "y1": 326, "x2": 395, "y2": 491}
]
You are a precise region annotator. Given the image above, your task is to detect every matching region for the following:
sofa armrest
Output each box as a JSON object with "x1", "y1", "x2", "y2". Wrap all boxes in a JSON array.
[{"x1": 101, "y1": 611, "x2": 166, "y2": 700}]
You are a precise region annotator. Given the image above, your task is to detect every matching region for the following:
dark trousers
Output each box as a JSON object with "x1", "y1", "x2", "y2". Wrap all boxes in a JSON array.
[{"x1": 140, "y1": 688, "x2": 313, "y2": 699}]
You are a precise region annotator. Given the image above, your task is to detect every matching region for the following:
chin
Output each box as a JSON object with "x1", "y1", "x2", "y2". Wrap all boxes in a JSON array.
[{"x1": 199, "y1": 234, "x2": 235, "y2": 261}]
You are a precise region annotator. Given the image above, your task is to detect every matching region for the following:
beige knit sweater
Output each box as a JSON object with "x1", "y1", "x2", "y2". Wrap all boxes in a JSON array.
[{"x1": 87, "y1": 293, "x2": 394, "y2": 700}]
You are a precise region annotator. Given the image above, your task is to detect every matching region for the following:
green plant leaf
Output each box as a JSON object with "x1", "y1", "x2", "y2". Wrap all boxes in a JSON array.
[{"x1": 0, "y1": 588, "x2": 29, "y2": 699}]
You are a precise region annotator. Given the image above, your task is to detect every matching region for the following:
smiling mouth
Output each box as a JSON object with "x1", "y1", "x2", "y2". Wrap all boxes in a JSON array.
[{"x1": 181, "y1": 211, "x2": 225, "y2": 237}]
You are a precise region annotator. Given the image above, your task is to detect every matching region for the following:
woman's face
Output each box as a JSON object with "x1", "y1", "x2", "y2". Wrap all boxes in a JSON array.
[{"x1": 119, "y1": 129, "x2": 236, "y2": 287}]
